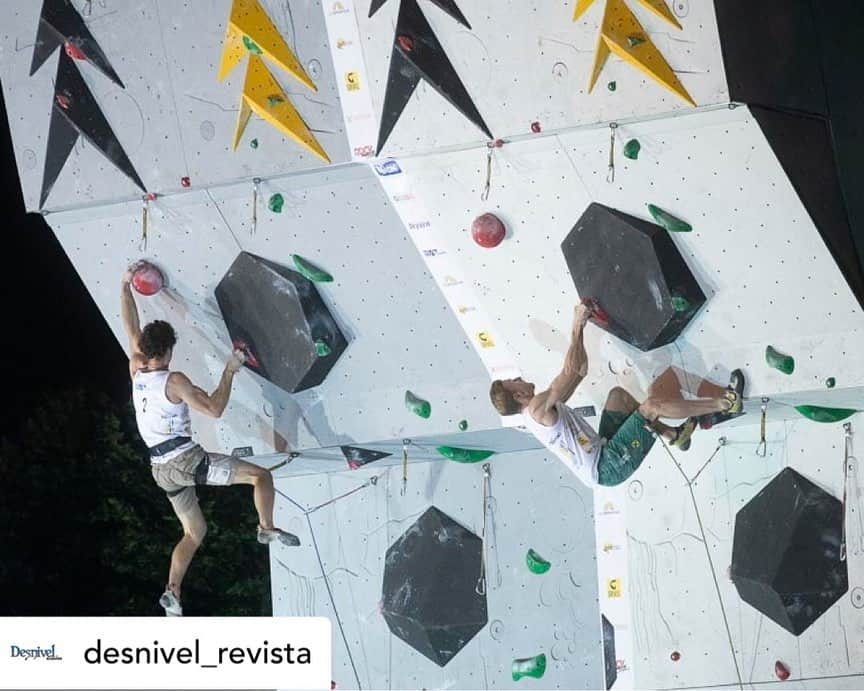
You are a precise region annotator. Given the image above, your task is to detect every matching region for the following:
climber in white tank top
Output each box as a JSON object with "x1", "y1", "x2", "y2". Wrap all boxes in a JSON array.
[
  {"x1": 489, "y1": 301, "x2": 743, "y2": 489},
  {"x1": 121, "y1": 263, "x2": 300, "y2": 617}
]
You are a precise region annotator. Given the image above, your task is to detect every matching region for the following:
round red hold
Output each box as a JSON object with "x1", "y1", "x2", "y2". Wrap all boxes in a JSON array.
[
  {"x1": 64, "y1": 40, "x2": 86, "y2": 60},
  {"x1": 131, "y1": 261, "x2": 164, "y2": 297},
  {"x1": 180, "y1": 176, "x2": 191, "y2": 188},
  {"x1": 471, "y1": 213, "x2": 506, "y2": 249},
  {"x1": 670, "y1": 651, "x2": 680, "y2": 662},
  {"x1": 775, "y1": 661, "x2": 790, "y2": 681},
  {"x1": 531, "y1": 121, "x2": 541, "y2": 133}
]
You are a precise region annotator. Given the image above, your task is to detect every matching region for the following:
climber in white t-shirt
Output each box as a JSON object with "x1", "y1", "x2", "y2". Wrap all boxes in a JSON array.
[
  {"x1": 489, "y1": 301, "x2": 743, "y2": 488},
  {"x1": 121, "y1": 265, "x2": 299, "y2": 616}
]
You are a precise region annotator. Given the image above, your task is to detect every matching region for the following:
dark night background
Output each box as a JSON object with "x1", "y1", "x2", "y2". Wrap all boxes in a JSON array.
[{"x1": 0, "y1": 85, "x2": 270, "y2": 616}]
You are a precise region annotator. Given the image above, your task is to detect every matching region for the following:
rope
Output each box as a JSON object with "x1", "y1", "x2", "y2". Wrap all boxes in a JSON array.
[
  {"x1": 606, "y1": 122, "x2": 618, "y2": 183},
  {"x1": 756, "y1": 398, "x2": 769, "y2": 457},
  {"x1": 475, "y1": 463, "x2": 491, "y2": 595},
  {"x1": 841, "y1": 422, "x2": 854, "y2": 562}
]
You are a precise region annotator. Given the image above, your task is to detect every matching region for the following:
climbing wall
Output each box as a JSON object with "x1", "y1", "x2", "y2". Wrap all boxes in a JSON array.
[
  {"x1": 269, "y1": 444, "x2": 604, "y2": 690},
  {"x1": 3, "y1": 1, "x2": 864, "y2": 690}
]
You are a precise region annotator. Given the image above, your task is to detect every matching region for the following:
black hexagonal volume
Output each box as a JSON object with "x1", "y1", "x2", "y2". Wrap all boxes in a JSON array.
[
  {"x1": 731, "y1": 467, "x2": 848, "y2": 635},
  {"x1": 561, "y1": 203, "x2": 707, "y2": 351},
  {"x1": 215, "y1": 252, "x2": 347, "y2": 393},
  {"x1": 381, "y1": 506, "x2": 487, "y2": 666}
]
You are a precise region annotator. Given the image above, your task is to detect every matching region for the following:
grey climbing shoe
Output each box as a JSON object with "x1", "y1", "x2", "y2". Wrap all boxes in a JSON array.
[
  {"x1": 257, "y1": 527, "x2": 300, "y2": 546},
  {"x1": 159, "y1": 589, "x2": 182, "y2": 617}
]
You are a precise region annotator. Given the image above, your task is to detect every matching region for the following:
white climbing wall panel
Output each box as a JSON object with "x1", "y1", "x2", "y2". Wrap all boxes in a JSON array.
[
  {"x1": 0, "y1": 0, "x2": 350, "y2": 212},
  {"x1": 43, "y1": 165, "x2": 502, "y2": 455}
]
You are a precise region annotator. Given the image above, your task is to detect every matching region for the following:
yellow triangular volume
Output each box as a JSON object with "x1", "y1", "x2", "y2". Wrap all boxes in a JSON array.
[
  {"x1": 635, "y1": 0, "x2": 681, "y2": 29},
  {"x1": 588, "y1": 0, "x2": 694, "y2": 105},
  {"x1": 218, "y1": 0, "x2": 316, "y2": 92},
  {"x1": 572, "y1": 0, "x2": 598, "y2": 21},
  {"x1": 233, "y1": 55, "x2": 329, "y2": 163}
]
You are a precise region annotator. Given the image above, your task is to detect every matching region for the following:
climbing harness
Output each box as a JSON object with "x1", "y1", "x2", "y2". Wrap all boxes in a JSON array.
[
  {"x1": 251, "y1": 177, "x2": 261, "y2": 234},
  {"x1": 756, "y1": 398, "x2": 769, "y2": 457},
  {"x1": 607, "y1": 122, "x2": 618, "y2": 184},
  {"x1": 475, "y1": 462, "x2": 491, "y2": 595},
  {"x1": 400, "y1": 439, "x2": 409, "y2": 496},
  {"x1": 841, "y1": 422, "x2": 854, "y2": 562}
]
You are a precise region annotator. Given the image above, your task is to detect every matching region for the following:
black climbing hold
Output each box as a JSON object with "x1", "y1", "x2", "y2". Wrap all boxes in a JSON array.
[
  {"x1": 340, "y1": 446, "x2": 392, "y2": 469},
  {"x1": 731, "y1": 467, "x2": 848, "y2": 635},
  {"x1": 40, "y1": 51, "x2": 144, "y2": 208},
  {"x1": 381, "y1": 506, "x2": 487, "y2": 666},
  {"x1": 376, "y1": 0, "x2": 491, "y2": 154},
  {"x1": 215, "y1": 252, "x2": 348, "y2": 393},
  {"x1": 561, "y1": 203, "x2": 707, "y2": 351},
  {"x1": 31, "y1": 0, "x2": 124, "y2": 87},
  {"x1": 369, "y1": 0, "x2": 472, "y2": 29},
  {"x1": 602, "y1": 615, "x2": 617, "y2": 689}
]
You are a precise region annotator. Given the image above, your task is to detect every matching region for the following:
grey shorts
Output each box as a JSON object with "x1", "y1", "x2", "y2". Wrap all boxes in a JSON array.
[{"x1": 151, "y1": 445, "x2": 238, "y2": 517}]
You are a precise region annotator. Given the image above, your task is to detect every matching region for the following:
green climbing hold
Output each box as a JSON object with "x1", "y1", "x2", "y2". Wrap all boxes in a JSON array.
[
  {"x1": 250, "y1": 138, "x2": 259, "y2": 149},
  {"x1": 795, "y1": 405, "x2": 858, "y2": 423},
  {"x1": 627, "y1": 34, "x2": 646, "y2": 47},
  {"x1": 405, "y1": 390, "x2": 431, "y2": 419},
  {"x1": 268, "y1": 193, "x2": 284, "y2": 213},
  {"x1": 526, "y1": 549, "x2": 551, "y2": 575},
  {"x1": 826, "y1": 377, "x2": 836, "y2": 389},
  {"x1": 291, "y1": 254, "x2": 333, "y2": 283},
  {"x1": 623, "y1": 138, "x2": 641, "y2": 160},
  {"x1": 242, "y1": 35, "x2": 263, "y2": 54},
  {"x1": 458, "y1": 419, "x2": 469, "y2": 431},
  {"x1": 314, "y1": 340, "x2": 331, "y2": 357},
  {"x1": 648, "y1": 204, "x2": 692, "y2": 233},
  {"x1": 765, "y1": 345, "x2": 795, "y2": 375},
  {"x1": 671, "y1": 296, "x2": 689, "y2": 313},
  {"x1": 267, "y1": 94, "x2": 284, "y2": 107},
  {"x1": 607, "y1": 81, "x2": 617, "y2": 92},
  {"x1": 436, "y1": 446, "x2": 494, "y2": 463},
  {"x1": 512, "y1": 654, "x2": 546, "y2": 682}
]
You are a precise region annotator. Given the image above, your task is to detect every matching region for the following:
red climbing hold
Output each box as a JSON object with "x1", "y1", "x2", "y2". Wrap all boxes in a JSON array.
[
  {"x1": 331, "y1": 682, "x2": 337, "y2": 690},
  {"x1": 396, "y1": 34, "x2": 414, "y2": 52},
  {"x1": 487, "y1": 138, "x2": 504, "y2": 149},
  {"x1": 131, "y1": 261, "x2": 164, "y2": 297},
  {"x1": 775, "y1": 661, "x2": 790, "y2": 681},
  {"x1": 180, "y1": 176, "x2": 191, "y2": 188},
  {"x1": 64, "y1": 40, "x2": 86, "y2": 60},
  {"x1": 55, "y1": 91, "x2": 72, "y2": 110},
  {"x1": 471, "y1": 213, "x2": 506, "y2": 248},
  {"x1": 232, "y1": 339, "x2": 260, "y2": 369},
  {"x1": 581, "y1": 297, "x2": 609, "y2": 327},
  {"x1": 670, "y1": 651, "x2": 681, "y2": 662},
  {"x1": 143, "y1": 192, "x2": 157, "y2": 202},
  {"x1": 531, "y1": 121, "x2": 542, "y2": 134}
]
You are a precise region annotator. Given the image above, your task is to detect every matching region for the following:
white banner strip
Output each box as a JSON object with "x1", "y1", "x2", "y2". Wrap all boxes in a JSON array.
[{"x1": 0, "y1": 617, "x2": 330, "y2": 690}]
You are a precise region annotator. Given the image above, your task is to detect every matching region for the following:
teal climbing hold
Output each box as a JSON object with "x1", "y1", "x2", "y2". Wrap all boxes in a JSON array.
[
  {"x1": 314, "y1": 340, "x2": 331, "y2": 357},
  {"x1": 405, "y1": 391, "x2": 431, "y2": 419},
  {"x1": 795, "y1": 405, "x2": 857, "y2": 423},
  {"x1": 250, "y1": 138, "x2": 259, "y2": 149},
  {"x1": 648, "y1": 204, "x2": 692, "y2": 233},
  {"x1": 512, "y1": 654, "x2": 546, "y2": 681},
  {"x1": 292, "y1": 255, "x2": 333, "y2": 283},
  {"x1": 268, "y1": 193, "x2": 284, "y2": 213},
  {"x1": 671, "y1": 296, "x2": 689, "y2": 312},
  {"x1": 458, "y1": 419, "x2": 469, "y2": 431},
  {"x1": 436, "y1": 446, "x2": 494, "y2": 463},
  {"x1": 627, "y1": 34, "x2": 646, "y2": 47},
  {"x1": 765, "y1": 345, "x2": 795, "y2": 375},
  {"x1": 242, "y1": 35, "x2": 263, "y2": 54},
  {"x1": 526, "y1": 549, "x2": 551, "y2": 575},
  {"x1": 607, "y1": 81, "x2": 617, "y2": 92},
  {"x1": 623, "y1": 139, "x2": 641, "y2": 160},
  {"x1": 826, "y1": 377, "x2": 836, "y2": 389}
]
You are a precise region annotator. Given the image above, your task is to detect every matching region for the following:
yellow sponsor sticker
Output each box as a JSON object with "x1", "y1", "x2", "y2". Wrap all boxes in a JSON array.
[
  {"x1": 477, "y1": 331, "x2": 495, "y2": 348},
  {"x1": 344, "y1": 71, "x2": 360, "y2": 91},
  {"x1": 607, "y1": 577, "x2": 622, "y2": 598}
]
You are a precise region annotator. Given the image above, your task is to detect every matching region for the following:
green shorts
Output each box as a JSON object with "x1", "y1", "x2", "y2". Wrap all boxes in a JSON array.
[{"x1": 596, "y1": 409, "x2": 656, "y2": 487}]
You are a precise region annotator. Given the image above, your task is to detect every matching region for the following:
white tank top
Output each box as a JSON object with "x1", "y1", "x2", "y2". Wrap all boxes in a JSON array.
[
  {"x1": 131, "y1": 370, "x2": 194, "y2": 463},
  {"x1": 521, "y1": 402, "x2": 602, "y2": 488}
]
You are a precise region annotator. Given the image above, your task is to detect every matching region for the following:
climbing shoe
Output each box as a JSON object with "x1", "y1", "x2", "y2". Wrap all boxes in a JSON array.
[
  {"x1": 672, "y1": 417, "x2": 698, "y2": 451},
  {"x1": 699, "y1": 369, "x2": 746, "y2": 429},
  {"x1": 257, "y1": 527, "x2": 301, "y2": 546},
  {"x1": 159, "y1": 589, "x2": 183, "y2": 617}
]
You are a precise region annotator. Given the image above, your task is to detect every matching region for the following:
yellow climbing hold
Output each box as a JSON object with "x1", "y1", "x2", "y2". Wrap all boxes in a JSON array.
[
  {"x1": 572, "y1": 0, "x2": 598, "y2": 21},
  {"x1": 634, "y1": 0, "x2": 681, "y2": 30},
  {"x1": 588, "y1": 0, "x2": 695, "y2": 106},
  {"x1": 232, "y1": 54, "x2": 330, "y2": 162}
]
